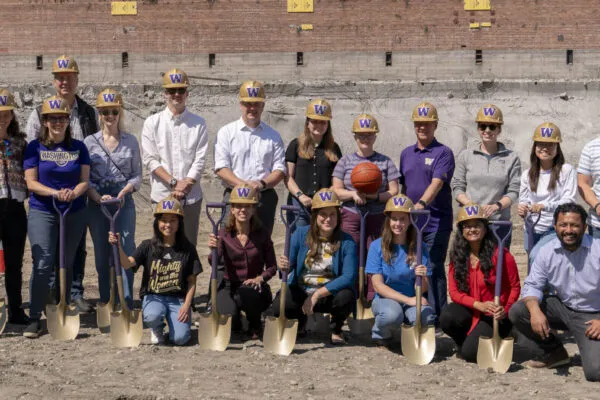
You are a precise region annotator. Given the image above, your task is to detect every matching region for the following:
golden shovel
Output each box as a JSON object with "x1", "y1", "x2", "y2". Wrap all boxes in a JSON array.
[
  {"x1": 401, "y1": 210, "x2": 436, "y2": 365},
  {"x1": 0, "y1": 298, "x2": 7, "y2": 335},
  {"x1": 477, "y1": 221, "x2": 514, "y2": 373},
  {"x1": 46, "y1": 200, "x2": 80, "y2": 341},
  {"x1": 96, "y1": 263, "x2": 115, "y2": 333},
  {"x1": 198, "y1": 202, "x2": 232, "y2": 351},
  {"x1": 263, "y1": 205, "x2": 300, "y2": 356}
]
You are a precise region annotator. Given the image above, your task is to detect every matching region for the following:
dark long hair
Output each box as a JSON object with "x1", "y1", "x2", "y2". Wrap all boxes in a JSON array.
[
  {"x1": 39, "y1": 116, "x2": 73, "y2": 149},
  {"x1": 449, "y1": 220, "x2": 497, "y2": 294},
  {"x1": 528, "y1": 142, "x2": 565, "y2": 193},
  {"x1": 305, "y1": 207, "x2": 342, "y2": 267},
  {"x1": 151, "y1": 214, "x2": 193, "y2": 258},
  {"x1": 4, "y1": 111, "x2": 27, "y2": 159},
  {"x1": 380, "y1": 214, "x2": 417, "y2": 266},
  {"x1": 224, "y1": 205, "x2": 262, "y2": 233}
]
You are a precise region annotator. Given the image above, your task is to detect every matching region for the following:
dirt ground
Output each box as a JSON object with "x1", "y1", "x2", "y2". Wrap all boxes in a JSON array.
[{"x1": 0, "y1": 209, "x2": 598, "y2": 400}]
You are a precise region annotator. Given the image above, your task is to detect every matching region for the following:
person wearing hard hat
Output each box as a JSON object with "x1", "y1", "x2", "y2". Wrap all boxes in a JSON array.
[
  {"x1": 365, "y1": 195, "x2": 435, "y2": 347},
  {"x1": 23, "y1": 96, "x2": 91, "y2": 338},
  {"x1": 399, "y1": 102, "x2": 455, "y2": 319},
  {"x1": 214, "y1": 80, "x2": 286, "y2": 237},
  {"x1": 577, "y1": 121, "x2": 600, "y2": 239},
  {"x1": 518, "y1": 123, "x2": 576, "y2": 257},
  {"x1": 25, "y1": 55, "x2": 100, "y2": 314},
  {"x1": 0, "y1": 89, "x2": 29, "y2": 325},
  {"x1": 109, "y1": 196, "x2": 202, "y2": 345},
  {"x1": 207, "y1": 184, "x2": 276, "y2": 340},
  {"x1": 440, "y1": 204, "x2": 520, "y2": 363},
  {"x1": 141, "y1": 68, "x2": 209, "y2": 246},
  {"x1": 285, "y1": 99, "x2": 342, "y2": 228},
  {"x1": 85, "y1": 89, "x2": 142, "y2": 310},
  {"x1": 451, "y1": 104, "x2": 521, "y2": 248},
  {"x1": 276, "y1": 189, "x2": 357, "y2": 345}
]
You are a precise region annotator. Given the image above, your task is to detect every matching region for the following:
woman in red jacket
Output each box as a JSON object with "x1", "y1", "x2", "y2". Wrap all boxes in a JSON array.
[{"x1": 439, "y1": 204, "x2": 521, "y2": 362}]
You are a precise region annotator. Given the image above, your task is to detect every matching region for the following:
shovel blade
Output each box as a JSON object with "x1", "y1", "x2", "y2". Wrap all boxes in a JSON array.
[
  {"x1": 46, "y1": 303, "x2": 80, "y2": 341},
  {"x1": 197, "y1": 311, "x2": 232, "y2": 351},
  {"x1": 355, "y1": 298, "x2": 374, "y2": 320},
  {"x1": 263, "y1": 316, "x2": 298, "y2": 356},
  {"x1": 0, "y1": 298, "x2": 7, "y2": 335},
  {"x1": 477, "y1": 336, "x2": 514, "y2": 374},
  {"x1": 401, "y1": 324, "x2": 436, "y2": 365},
  {"x1": 109, "y1": 309, "x2": 143, "y2": 347},
  {"x1": 96, "y1": 302, "x2": 112, "y2": 333},
  {"x1": 347, "y1": 316, "x2": 374, "y2": 336},
  {"x1": 305, "y1": 313, "x2": 331, "y2": 334}
]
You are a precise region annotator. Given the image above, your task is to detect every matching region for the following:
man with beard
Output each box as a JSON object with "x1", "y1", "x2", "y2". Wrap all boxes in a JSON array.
[{"x1": 509, "y1": 203, "x2": 600, "y2": 381}]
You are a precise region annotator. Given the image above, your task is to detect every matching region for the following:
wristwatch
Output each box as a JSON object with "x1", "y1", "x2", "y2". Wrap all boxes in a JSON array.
[
  {"x1": 418, "y1": 199, "x2": 427, "y2": 207},
  {"x1": 295, "y1": 191, "x2": 304, "y2": 198},
  {"x1": 169, "y1": 178, "x2": 177, "y2": 188}
]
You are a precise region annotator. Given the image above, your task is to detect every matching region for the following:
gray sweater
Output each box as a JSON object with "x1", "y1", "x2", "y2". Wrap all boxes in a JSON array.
[{"x1": 451, "y1": 142, "x2": 521, "y2": 221}]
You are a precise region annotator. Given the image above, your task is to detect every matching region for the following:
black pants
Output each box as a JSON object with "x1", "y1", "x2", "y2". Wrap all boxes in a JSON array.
[
  {"x1": 271, "y1": 285, "x2": 354, "y2": 334},
  {"x1": 0, "y1": 199, "x2": 27, "y2": 318},
  {"x1": 216, "y1": 280, "x2": 273, "y2": 332},
  {"x1": 222, "y1": 188, "x2": 278, "y2": 237},
  {"x1": 440, "y1": 303, "x2": 513, "y2": 362}
]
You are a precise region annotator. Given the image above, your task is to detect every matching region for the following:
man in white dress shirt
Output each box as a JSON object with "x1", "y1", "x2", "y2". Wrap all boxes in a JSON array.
[
  {"x1": 213, "y1": 80, "x2": 286, "y2": 236},
  {"x1": 141, "y1": 68, "x2": 209, "y2": 246}
]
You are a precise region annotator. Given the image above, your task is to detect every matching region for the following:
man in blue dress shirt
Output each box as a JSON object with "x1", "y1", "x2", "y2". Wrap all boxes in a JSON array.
[{"x1": 510, "y1": 203, "x2": 600, "y2": 381}]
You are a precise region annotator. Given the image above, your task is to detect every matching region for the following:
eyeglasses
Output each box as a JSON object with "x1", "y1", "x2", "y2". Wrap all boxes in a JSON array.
[
  {"x1": 478, "y1": 124, "x2": 498, "y2": 131},
  {"x1": 462, "y1": 224, "x2": 483, "y2": 231},
  {"x1": 166, "y1": 88, "x2": 187, "y2": 95},
  {"x1": 354, "y1": 134, "x2": 375, "y2": 140},
  {"x1": 45, "y1": 115, "x2": 69, "y2": 123},
  {"x1": 99, "y1": 109, "x2": 120, "y2": 117}
]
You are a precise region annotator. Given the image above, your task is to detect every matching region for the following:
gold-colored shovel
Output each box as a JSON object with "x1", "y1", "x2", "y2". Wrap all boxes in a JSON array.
[
  {"x1": 263, "y1": 205, "x2": 300, "y2": 356},
  {"x1": 198, "y1": 202, "x2": 231, "y2": 351},
  {"x1": 401, "y1": 210, "x2": 435, "y2": 365},
  {"x1": 96, "y1": 265, "x2": 115, "y2": 333},
  {"x1": 477, "y1": 221, "x2": 514, "y2": 374},
  {"x1": 46, "y1": 200, "x2": 80, "y2": 341},
  {"x1": 0, "y1": 298, "x2": 7, "y2": 335}
]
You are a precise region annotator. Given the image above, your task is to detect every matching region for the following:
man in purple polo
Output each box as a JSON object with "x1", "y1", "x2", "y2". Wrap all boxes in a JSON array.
[{"x1": 399, "y1": 102, "x2": 455, "y2": 320}]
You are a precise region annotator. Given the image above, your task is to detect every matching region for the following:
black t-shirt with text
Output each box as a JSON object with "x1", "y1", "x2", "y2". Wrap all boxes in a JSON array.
[{"x1": 132, "y1": 239, "x2": 202, "y2": 298}]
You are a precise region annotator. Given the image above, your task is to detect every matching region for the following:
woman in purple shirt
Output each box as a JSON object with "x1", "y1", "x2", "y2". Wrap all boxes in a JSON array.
[
  {"x1": 23, "y1": 96, "x2": 90, "y2": 338},
  {"x1": 208, "y1": 184, "x2": 276, "y2": 340}
]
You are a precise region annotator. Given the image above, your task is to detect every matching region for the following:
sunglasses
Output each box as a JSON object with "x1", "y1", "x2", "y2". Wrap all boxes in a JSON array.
[
  {"x1": 478, "y1": 124, "x2": 498, "y2": 131},
  {"x1": 45, "y1": 115, "x2": 69, "y2": 123},
  {"x1": 99, "y1": 109, "x2": 120, "y2": 117},
  {"x1": 166, "y1": 88, "x2": 187, "y2": 95}
]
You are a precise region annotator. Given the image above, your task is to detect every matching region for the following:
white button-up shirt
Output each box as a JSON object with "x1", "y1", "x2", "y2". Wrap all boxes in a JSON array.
[
  {"x1": 214, "y1": 118, "x2": 286, "y2": 187},
  {"x1": 141, "y1": 107, "x2": 209, "y2": 205}
]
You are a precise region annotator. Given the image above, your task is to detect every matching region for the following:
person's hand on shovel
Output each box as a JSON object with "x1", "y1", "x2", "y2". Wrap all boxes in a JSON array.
[
  {"x1": 474, "y1": 300, "x2": 497, "y2": 315},
  {"x1": 278, "y1": 255, "x2": 290, "y2": 272},
  {"x1": 530, "y1": 203, "x2": 544, "y2": 213},
  {"x1": 517, "y1": 203, "x2": 529, "y2": 218},
  {"x1": 491, "y1": 304, "x2": 506, "y2": 320},
  {"x1": 108, "y1": 231, "x2": 120, "y2": 246},
  {"x1": 207, "y1": 233, "x2": 218, "y2": 249}
]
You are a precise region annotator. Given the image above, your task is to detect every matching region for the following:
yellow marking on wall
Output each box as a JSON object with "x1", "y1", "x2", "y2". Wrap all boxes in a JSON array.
[
  {"x1": 481, "y1": 22, "x2": 492, "y2": 28},
  {"x1": 288, "y1": 0, "x2": 314, "y2": 13},
  {"x1": 111, "y1": 1, "x2": 138, "y2": 16},
  {"x1": 464, "y1": 0, "x2": 491, "y2": 11},
  {"x1": 470, "y1": 23, "x2": 480, "y2": 29},
  {"x1": 300, "y1": 24, "x2": 314, "y2": 31}
]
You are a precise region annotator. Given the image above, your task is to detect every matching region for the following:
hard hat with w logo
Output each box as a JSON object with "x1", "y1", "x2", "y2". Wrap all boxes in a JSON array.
[
  {"x1": 239, "y1": 80, "x2": 265, "y2": 102},
  {"x1": 229, "y1": 184, "x2": 259, "y2": 204},
  {"x1": 306, "y1": 99, "x2": 332, "y2": 121},
  {"x1": 411, "y1": 102, "x2": 438, "y2": 122},
  {"x1": 533, "y1": 122, "x2": 561, "y2": 143},
  {"x1": 456, "y1": 203, "x2": 487, "y2": 224},
  {"x1": 154, "y1": 196, "x2": 185, "y2": 216},
  {"x1": 0, "y1": 89, "x2": 16, "y2": 111},
  {"x1": 312, "y1": 189, "x2": 341, "y2": 210},
  {"x1": 475, "y1": 104, "x2": 503, "y2": 125},
  {"x1": 41, "y1": 96, "x2": 71, "y2": 115},
  {"x1": 352, "y1": 113, "x2": 379, "y2": 134},
  {"x1": 96, "y1": 88, "x2": 123, "y2": 108},
  {"x1": 162, "y1": 68, "x2": 190, "y2": 88},
  {"x1": 384, "y1": 194, "x2": 414, "y2": 214},
  {"x1": 52, "y1": 55, "x2": 80, "y2": 74}
]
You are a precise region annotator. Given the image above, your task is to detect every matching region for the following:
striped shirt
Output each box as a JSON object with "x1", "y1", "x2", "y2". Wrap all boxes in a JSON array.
[{"x1": 577, "y1": 137, "x2": 600, "y2": 228}]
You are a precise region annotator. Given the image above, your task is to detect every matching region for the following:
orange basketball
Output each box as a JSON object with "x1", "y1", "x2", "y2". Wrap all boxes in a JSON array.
[{"x1": 351, "y1": 162, "x2": 383, "y2": 194}]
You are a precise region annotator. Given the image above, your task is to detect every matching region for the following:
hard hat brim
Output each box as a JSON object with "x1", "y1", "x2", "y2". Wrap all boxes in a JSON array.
[
  {"x1": 162, "y1": 83, "x2": 189, "y2": 89},
  {"x1": 0, "y1": 106, "x2": 15, "y2": 111},
  {"x1": 307, "y1": 115, "x2": 331, "y2": 121},
  {"x1": 239, "y1": 97, "x2": 265, "y2": 103},
  {"x1": 228, "y1": 199, "x2": 258, "y2": 205},
  {"x1": 412, "y1": 117, "x2": 438, "y2": 122},
  {"x1": 534, "y1": 138, "x2": 561, "y2": 143}
]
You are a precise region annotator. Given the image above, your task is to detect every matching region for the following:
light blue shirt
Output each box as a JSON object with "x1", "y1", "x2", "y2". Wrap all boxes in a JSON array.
[{"x1": 523, "y1": 234, "x2": 600, "y2": 312}]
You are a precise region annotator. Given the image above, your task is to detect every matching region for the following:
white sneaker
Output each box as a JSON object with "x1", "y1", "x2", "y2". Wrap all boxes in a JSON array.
[{"x1": 150, "y1": 328, "x2": 166, "y2": 345}]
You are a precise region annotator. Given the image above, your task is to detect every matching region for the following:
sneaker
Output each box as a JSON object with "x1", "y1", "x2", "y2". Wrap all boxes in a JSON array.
[
  {"x1": 150, "y1": 328, "x2": 166, "y2": 345},
  {"x1": 73, "y1": 298, "x2": 94, "y2": 314},
  {"x1": 524, "y1": 346, "x2": 570, "y2": 369},
  {"x1": 23, "y1": 320, "x2": 42, "y2": 339}
]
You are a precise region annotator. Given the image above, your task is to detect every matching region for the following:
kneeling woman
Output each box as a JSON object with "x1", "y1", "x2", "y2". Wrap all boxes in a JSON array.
[
  {"x1": 208, "y1": 184, "x2": 276, "y2": 339},
  {"x1": 109, "y1": 197, "x2": 202, "y2": 345},
  {"x1": 440, "y1": 204, "x2": 520, "y2": 362},
  {"x1": 276, "y1": 189, "x2": 357, "y2": 344},
  {"x1": 366, "y1": 195, "x2": 435, "y2": 345}
]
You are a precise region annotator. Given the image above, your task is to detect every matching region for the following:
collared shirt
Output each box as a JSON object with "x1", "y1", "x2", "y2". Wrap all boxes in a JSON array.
[
  {"x1": 84, "y1": 131, "x2": 142, "y2": 193},
  {"x1": 141, "y1": 107, "x2": 209, "y2": 204},
  {"x1": 399, "y1": 138, "x2": 455, "y2": 232},
  {"x1": 451, "y1": 142, "x2": 521, "y2": 221},
  {"x1": 25, "y1": 99, "x2": 98, "y2": 142},
  {"x1": 213, "y1": 118, "x2": 286, "y2": 186},
  {"x1": 523, "y1": 235, "x2": 600, "y2": 312},
  {"x1": 577, "y1": 137, "x2": 600, "y2": 228}
]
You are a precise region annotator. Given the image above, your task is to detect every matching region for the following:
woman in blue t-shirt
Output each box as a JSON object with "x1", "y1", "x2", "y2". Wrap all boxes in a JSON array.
[
  {"x1": 366, "y1": 194, "x2": 435, "y2": 346},
  {"x1": 22, "y1": 96, "x2": 90, "y2": 339}
]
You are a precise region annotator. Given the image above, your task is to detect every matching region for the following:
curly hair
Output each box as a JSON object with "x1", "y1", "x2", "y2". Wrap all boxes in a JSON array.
[{"x1": 449, "y1": 221, "x2": 497, "y2": 294}]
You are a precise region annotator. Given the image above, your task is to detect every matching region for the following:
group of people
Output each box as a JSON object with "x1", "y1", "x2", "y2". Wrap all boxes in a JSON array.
[{"x1": 1, "y1": 54, "x2": 600, "y2": 380}]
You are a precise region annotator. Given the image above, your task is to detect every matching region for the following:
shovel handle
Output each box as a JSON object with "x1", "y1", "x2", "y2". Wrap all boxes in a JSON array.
[
  {"x1": 524, "y1": 212, "x2": 541, "y2": 255},
  {"x1": 490, "y1": 221, "x2": 512, "y2": 299},
  {"x1": 100, "y1": 198, "x2": 123, "y2": 232},
  {"x1": 410, "y1": 210, "x2": 431, "y2": 288},
  {"x1": 52, "y1": 198, "x2": 72, "y2": 271},
  {"x1": 356, "y1": 206, "x2": 370, "y2": 270},
  {"x1": 206, "y1": 202, "x2": 226, "y2": 280},
  {"x1": 280, "y1": 205, "x2": 300, "y2": 283}
]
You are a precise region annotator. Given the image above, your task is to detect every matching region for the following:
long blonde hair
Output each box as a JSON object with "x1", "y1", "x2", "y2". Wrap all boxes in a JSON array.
[
  {"x1": 380, "y1": 215, "x2": 417, "y2": 266},
  {"x1": 297, "y1": 118, "x2": 339, "y2": 162}
]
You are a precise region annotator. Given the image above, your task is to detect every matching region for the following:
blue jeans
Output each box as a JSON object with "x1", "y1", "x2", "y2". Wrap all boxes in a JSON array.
[
  {"x1": 371, "y1": 296, "x2": 436, "y2": 340},
  {"x1": 423, "y1": 229, "x2": 451, "y2": 318},
  {"x1": 142, "y1": 294, "x2": 191, "y2": 346},
  {"x1": 28, "y1": 207, "x2": 87, "y2": 320},
  {"x1": 287, "y1": 195, "x2": 311, "y2": 233},
  {"x1": 87, "y1": 191, "x2": 136, "y2": 308}
]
